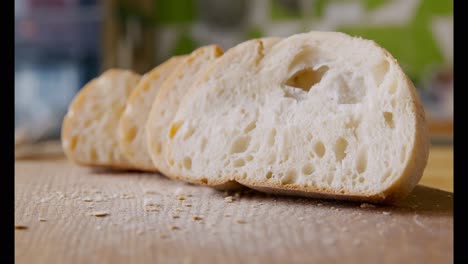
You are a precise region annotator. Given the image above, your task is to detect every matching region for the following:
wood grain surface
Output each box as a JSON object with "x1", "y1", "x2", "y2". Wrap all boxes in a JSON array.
[{"x1": 15, "y1": 146, "x2": 453, "y2": 264}]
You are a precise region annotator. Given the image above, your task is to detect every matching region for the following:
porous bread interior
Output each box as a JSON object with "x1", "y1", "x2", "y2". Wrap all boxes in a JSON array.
[
  {"x1": 119, "y1": 56, "x2": 186, "y2": 171},
  {"x1": 166, "y1": 32, "x2": 429, "y2": 202},
  {"x1": 62, "y1": 69, "x2": 141, "y2": 168},
  {"x1": 146, "y1": 45, "x2": 224, "y2": 176}
]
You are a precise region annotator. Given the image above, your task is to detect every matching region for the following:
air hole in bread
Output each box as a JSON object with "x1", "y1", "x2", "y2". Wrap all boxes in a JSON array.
[
  {"x1": 124, "y1": 126, "x2": 137, "y2": 143},
  {"x1": 169, "y1": 121, "x2": 183, "y2": 139},
  {"x1": 334, "y1": 137, "x2": 348, "y2": 162},
  {"x1": 83, "y1": 119, "x2": 93, "y2": 128},
  {"x1": 358, "y1": 177, "x2": 365, "y2": 183},
  {"x1": 230, "y1": 136, "x2": 251, "y2": 154},
  {"x1": 285, "y1": 65, "x2": 329, "y2": 93},
  {"x1": 143, "y1": 82, "x2": 151, "y2": 91},
  {"x1": 389, "y1": 79, "x2": 397, "y2": 95},
  {"x1": 265, "y1": 171, "x2": 273, "y2": 179},
  {"x1": 201, "y1": 178, "x2": 208, "y2": 184},
  {"x1": 314, "y1": 141, "x2": 326, "y2": 158},
  {"x1": 356, "y1": 150, "x2": 368, "y2": 174},
  {"x1": 267, "y1": 153, "x2": 276, "y2": 164},
  {"x1": 281, "y1": 170, "x2": 297, "y2": 185},
  {"x1": 336, "y1": 75, "x2": 366, "y2": 104},
  {"x1": 244, "y1": 121, "x2": 257, "y2": 133},
  {"x1": 168, "y1": 159, "x2": 175, "y2": 166},
  {"x1": 372, "y1": 60, "x2": 390, "y2": 86},
  {"x1": 154, "y1": 142, "x2": 162, "y2": 154},
  {"x1": 246, "y1": 155, "x2": 253, "y2": 162},
  {"x1": 383, "y1": 112, "x2": 395, "y2": 129},
  {"x1": 183, "y1": 126, "x2": 195, "y2": 140},
  {"x1": 302, "y1": 163, "x2": 314, "y2": 175},
  {"x1": 306, "y1": 133, "x2": 313, "y2": 141},
  {"x1": 267, "y1": 129, "x2": 276, "y2": 146},
  {"x1": 183, "y1": 157, "x2": 192, "y2": 170},
  {"x1": 70, "y1": 136, "x2": 78, "y2": 150},
  {"x1": 233, "y1": 158, "x2": 245, "y2": 167},
  {"x1": 200, "y1": 137, "x2": 207, "y2": 152}
]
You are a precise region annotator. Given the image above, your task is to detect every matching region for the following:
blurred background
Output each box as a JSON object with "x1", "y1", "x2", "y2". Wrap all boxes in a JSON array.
[{"x1": 14, "y1": 0, "x2": 453, "y2": 146}]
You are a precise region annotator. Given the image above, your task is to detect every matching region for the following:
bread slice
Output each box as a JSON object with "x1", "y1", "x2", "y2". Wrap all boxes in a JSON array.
[
  {"x1": 165, "y1": 32, "x2": 430, "y2": 203},
  {"x1": 62, "y1": 69, "x2": 141, "y2": 169},
  {"x1": 146, "y1": 45, "x2": 224, "y2": 177},
  {"x1": 119, "y1": 55, "x2": 187, "y2": 171}
]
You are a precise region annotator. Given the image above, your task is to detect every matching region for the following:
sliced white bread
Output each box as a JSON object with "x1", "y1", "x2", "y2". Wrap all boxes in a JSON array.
[
  {"x1": 146, "y1": 45, "x2": 224, "y2": 177},
  {"x1": 165, "y1": 32, "x2": 430, "y2": 203},
  {"x1": 62, "y1": 69, "x2": 141, "y2": 169},
  {"x1": 119, "y1": 55, "x2": 187, "y2": 171}
]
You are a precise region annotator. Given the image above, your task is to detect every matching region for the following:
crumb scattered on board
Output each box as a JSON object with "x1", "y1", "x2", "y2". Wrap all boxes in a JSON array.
[
  {"x1": 192, "y1": 216, "x2": 203, "y2": 221},
  {"x1": 177, "y1": 195, "x2": 185, "y2": 201},
  {"x1": 169, "y1": 226, "x2": 180, "y2": 230},
  {"x1": 15, "y1": 225, "x2": 28, "y2": 230},
  {"x1": 236, "y1": 220, "x2": 247, "y2": 224},
  {"x1": 38, "y1": 218, "x2": 47, "y2": 222},
  {"x1": 172, "y1": 215, "x2": 180, "y2": 219},
  {"x1": 224, "y1": 196, "x2": 235, "y2": 203},
  {"x1": 360, "y1": 203, "x2": 376, "y2": 208},
  {"x1": 91, "y1": 211, "x2": 109, "y2": 217}
]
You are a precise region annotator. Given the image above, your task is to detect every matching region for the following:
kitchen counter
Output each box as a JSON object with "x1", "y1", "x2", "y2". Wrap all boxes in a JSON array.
[{"x1": 15, "y1": 145, "x2": 453, "y2": 264}]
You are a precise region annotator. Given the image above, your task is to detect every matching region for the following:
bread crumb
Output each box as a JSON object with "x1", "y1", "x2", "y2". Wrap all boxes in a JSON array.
[
  {"x1": 224, "y1": 196, "x2": 235, "y2": 203},
  {"x1": 224, "y1": 214, "x2": 231, "y2": 217},
  {"x1": 169, "y1": 225, "x2": 180, "y2": 230},
  {"x1": 82, "y1": 198, "x2": 94, "y2": 202},
  {"x1": 236, "y1": 220, "x2": 247, "y2": 224},
  {"x1": 185, "y1": 204, "x2": 192, "y2": 207},
  {"x1": 144, "y1": 190, "x2": 158, "y2": 195},
  {"x1": 172, "y1": 215, "x2": 180, "y2": 219},
  {"x1": 15, "y1": 225, "x2": 28, "y2": 230},
  {"x1": 120, "y1": 193, "x2": 135, "y2": 199},
  {"x1": 177, "y1": 195, "x2": 186, "y2": 201},
  {"x1": 38, "y1": 218, "x2": 47, "y2": 222},
  {"x1": 360, "y1": 203, "x2": 376, "y2": 208},
  {"x1": 91, "y1": 212, "x2": 109, "y2": 217},
  {"x1": 382, "y1": 211, "x2": 391, "y2": 215},
  {"x1": 192, "y1": 216, "x2": 203, "y2": 221}
]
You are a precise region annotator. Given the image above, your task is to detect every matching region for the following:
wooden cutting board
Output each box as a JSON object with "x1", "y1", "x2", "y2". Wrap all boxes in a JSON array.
[{"x1": 15, "y1": 158, "x2": 453, "y2": 264}]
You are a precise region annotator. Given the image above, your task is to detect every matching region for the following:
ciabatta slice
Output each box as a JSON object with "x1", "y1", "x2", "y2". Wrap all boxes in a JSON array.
[
  {"x1": 146, "y1": 45, "x2": 224, "y2": 177},
  {"x1": 119, "y1": 55, "x2": 186, "y2": 171},
  {"x1": 166, "y1": 32, "x2": 430, "y2": 203},
  {"x1": 62, "y1": 69, "x2": 141, "y2": 169}
]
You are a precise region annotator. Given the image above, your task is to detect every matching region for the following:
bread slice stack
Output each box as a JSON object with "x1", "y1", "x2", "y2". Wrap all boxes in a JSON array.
[{"x1": 62, "y1": 31, "x2": 429, "y2": 203}]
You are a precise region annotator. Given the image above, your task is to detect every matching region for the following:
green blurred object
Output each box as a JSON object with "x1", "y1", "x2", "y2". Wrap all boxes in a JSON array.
[
  {"x1": 154, "y1": 0, "x2": 197, "y2": 24},
  {"x1": 172, "y1": 32, "x2": 198, "y2": 55},
  {"x1": 271, "y1": 0, "x2": 300, "y2": 20}
]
